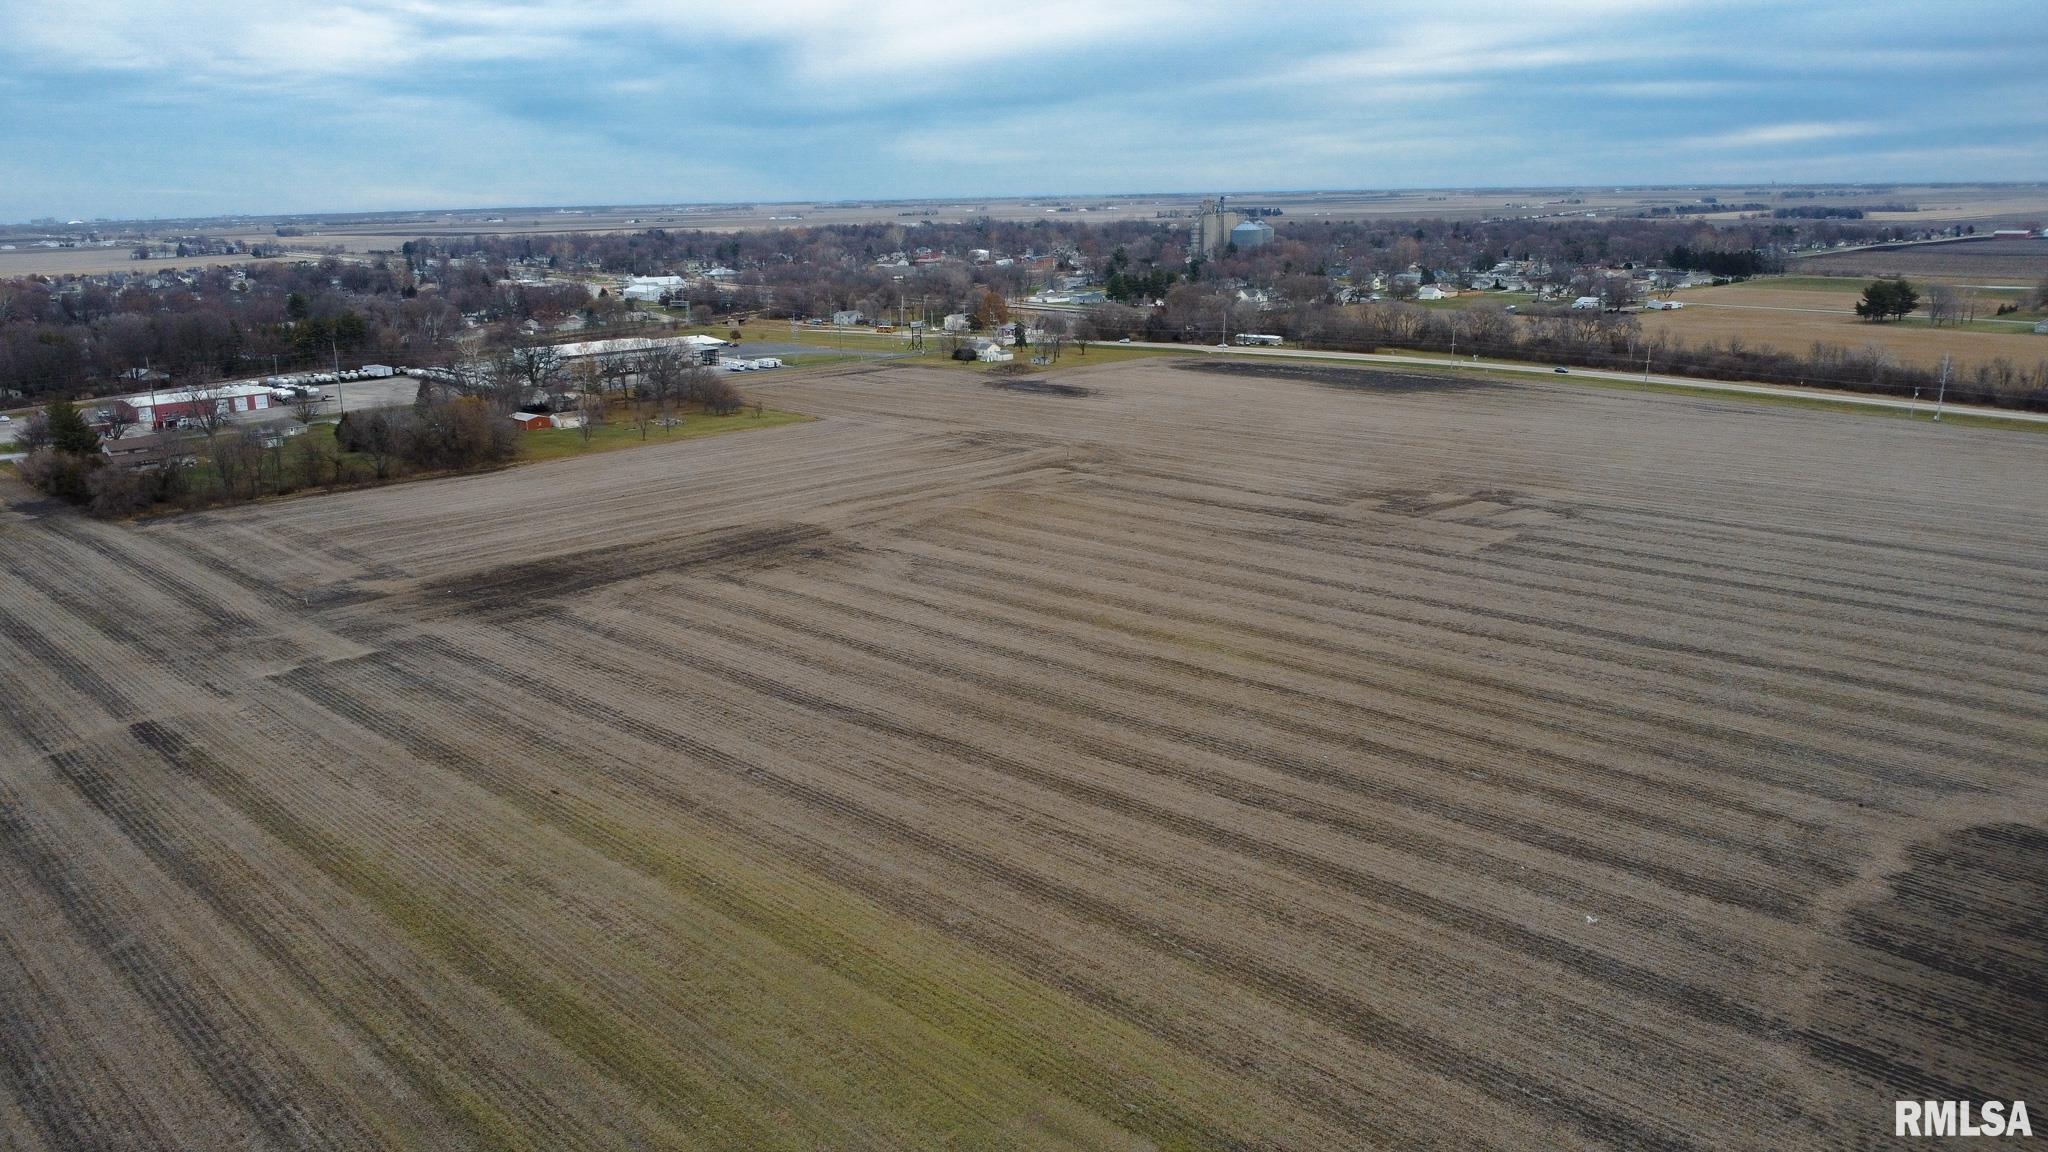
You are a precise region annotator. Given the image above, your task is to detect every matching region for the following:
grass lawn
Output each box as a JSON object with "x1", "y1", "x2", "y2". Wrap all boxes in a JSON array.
[
  {"x1": 1413, "y1": 291, "x2": 1541, "y2": 310},
  {"x1": 1752, "y1": 274, "x2": 1872, "y2": 292},
  {"x1": 517, "y1": 407, "x2": 810, "y2": 462}
]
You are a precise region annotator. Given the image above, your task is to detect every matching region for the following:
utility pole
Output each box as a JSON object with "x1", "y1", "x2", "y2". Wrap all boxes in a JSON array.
[
  {"x1": 1643, "y1": 344, "x2": 1652, "y2": 381},
  {"x1": 1934, "y1": 354, "x2": 1950, "y2": 422}
]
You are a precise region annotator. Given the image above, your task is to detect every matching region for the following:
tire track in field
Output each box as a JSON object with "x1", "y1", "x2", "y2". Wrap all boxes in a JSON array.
[
  {"x1": 124, "y1": 717, "x2": 772, "y2": 1151},
  {"x1": 942, "y1": 510, "x2": 2047, "y2": 734},
  {"x1": 321, "y1": 627, "x2": 1707, "y2": 1149},
  {"x1": 1082, "y1": 477, "x2": 2048, "y2": 649},
  {"x1": 0, "y1": 604, "x2": 139, "y2": 720},
  {"x1": 59, "y1": 727, "x2": 666, "y2": 1152},
  {"x1": 504, "y1": 637, "x2": 1721, "y2": 1149},
  {"x1": 1488, "y1": 540, "x2": 2048, "y2": 644},
  {"x1": 0, "y1": 782, "x2": 370, "y2": 1151},
  {"x1": 909, "y1": 530, "x2": 2028, "y2": 786},
  {"x1": 1498, "y1": 528, "x2": 2048, "y2": 622},
  {"x1": 801, "y1": 559, "x2": 1905, "y2": 816},
  {"x1": 686, "y1": 574, "x2": 1847, "y2": 896},
  {"x1": 780, "y1": 560, "x2": 1848, "y2": 833},
  {"x1": 636, "y1": 591, "x2": 1819, "y2": 922},
  {"x1": 268, "y1": 648, "x2": 1300, "y2": 1149},
  {"x1": 0, "y1": 921, "x2": 184, "y2": 1151}
]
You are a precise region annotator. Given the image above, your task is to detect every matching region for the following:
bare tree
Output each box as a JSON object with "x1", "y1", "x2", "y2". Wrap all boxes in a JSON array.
[
  {"x1": 514, "y1": 341, "x2": 563, "y2": 407},
  {"x1": 641, "y1": 346, "x2": 686, "y2": 434},
  {"x1": 184, "y1": 369, "x2": 235, "y2": 441},
  {"x1": 449, "y1": 349, "x2": 494, "y2": 398},
  {"x1": 207, "y1": 427, "x2": 265, "y2": 500},
  {"x1": 1597, "y1": 273, "x2": 1639, "y2": 311},
  {"x1": 101, "y1": 404, "x2": 136, "y2": 444},
  {"x1": 1927, "y1": 283, "x2": 1957, "y2": 328},
  {"x1": 14, "y1": 409, "x2": 51, "y2": 453}
]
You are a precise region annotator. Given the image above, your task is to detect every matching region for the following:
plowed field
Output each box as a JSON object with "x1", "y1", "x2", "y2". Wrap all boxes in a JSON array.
[{"x1": 2, "y1": 359, "x2": 2043, "y2": 1150}]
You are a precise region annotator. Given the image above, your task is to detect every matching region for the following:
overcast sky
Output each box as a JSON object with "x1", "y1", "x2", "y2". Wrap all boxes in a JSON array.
[{"x1": 3, "y1": 0, "x2": 2045, "y2": 221}]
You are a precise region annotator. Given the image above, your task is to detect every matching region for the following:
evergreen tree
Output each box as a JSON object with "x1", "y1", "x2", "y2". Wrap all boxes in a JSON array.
[
  {"x1": 45, "y1": 397, "x2": 100, "y2": 455},
  {"x1": 1855, "y1": 277, "x2": 1919, "y2": 322}
]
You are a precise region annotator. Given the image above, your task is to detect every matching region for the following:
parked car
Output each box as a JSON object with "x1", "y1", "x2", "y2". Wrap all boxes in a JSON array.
[
  {"x1": 1117, "y1": 337, "x2": 1132, "y2": 343},
  {"x1": 1553, "y1": 366, "x2": 1570, "y2": 374}
]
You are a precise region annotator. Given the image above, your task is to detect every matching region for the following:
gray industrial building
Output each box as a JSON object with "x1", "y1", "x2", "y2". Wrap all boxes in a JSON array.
[
  {"x1": 1190, "y1": 196, "x2": 1240, "y2": 257},
  {"x1": 1230, "y1": 219, "x2": 1275, "y2": 250}
]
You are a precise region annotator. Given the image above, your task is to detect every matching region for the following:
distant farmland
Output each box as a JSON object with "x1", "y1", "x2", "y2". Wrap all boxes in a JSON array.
[
  {"x1": 1797, "y1": 237, "x2": 2048, "y2": 283},
  {"x1": 1, "y1": 359, "x2": 2043, "y2": 1149},
  {"x1": 1637, "y1": 277, "x2": 2048, "y2": 372}
]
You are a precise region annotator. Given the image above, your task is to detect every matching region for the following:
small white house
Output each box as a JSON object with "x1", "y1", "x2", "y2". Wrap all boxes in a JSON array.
[
  {"x1": 1415, "y1": 286, "x2": 1455, "y2": 301},
  {"x1": 1571, "y1": 296, "x2": 1603, "y2": 311},
  {"x1": 831, "y1": 309, "x2": 864, "y2": 326},
  {"x1": 942, "y1": 313, "x2": 971, "y2": 333},
  {"x1": 975, "y1": 341, "x2": 1014, "y2": 363},
  {"x1": 624, "y1": 275, "x2": 684, "y2": 302}
]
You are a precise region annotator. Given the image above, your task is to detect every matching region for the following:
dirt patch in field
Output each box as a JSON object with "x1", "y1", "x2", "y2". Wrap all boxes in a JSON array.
[
  {"x1": 983, "y1": 378, "x2": 1094, "y2": 397},
  {"x1": 1797, "y1": 823, "x2": 2048, "y2": 1128},
  {"x1": 1170, "y1": 360, "x2": 1487, "y2": 392},
  {"x1": 421, "y1": 522, "x2": 840, "y2": 616}
]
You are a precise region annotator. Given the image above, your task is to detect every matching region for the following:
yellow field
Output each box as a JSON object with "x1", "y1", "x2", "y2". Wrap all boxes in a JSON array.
[
  {"x1": 0, "y1": 246, "x2": 303, "y2": 278},
  {"x1": 1644, "y1": 279, "x2": 2048, "y2": 370}
]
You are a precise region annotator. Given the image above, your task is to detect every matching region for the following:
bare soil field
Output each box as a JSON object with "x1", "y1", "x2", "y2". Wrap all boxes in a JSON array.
[
  {"x1": 0, "y1": 246, "x2": 305, "y2": 279},
  {"x1": 1796, "y1": 238, "x2": 2048, "y2": 284},
  {"x1": 1644, "y1": 278, "x2": 2048, "y2": 371},
  {"x1": 2, "y1": 358, "x2": 2044, "y2": 1150}
]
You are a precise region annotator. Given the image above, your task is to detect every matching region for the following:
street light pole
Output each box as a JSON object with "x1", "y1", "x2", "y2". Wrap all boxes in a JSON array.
[{"x1": 332, "y1": 336, "x2": 346, "y2": 415}]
